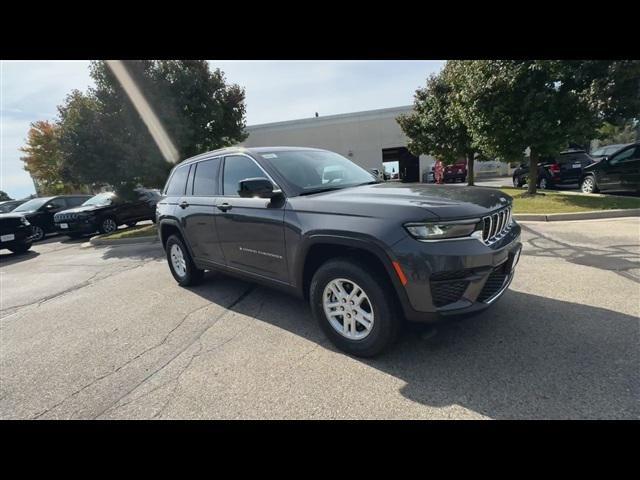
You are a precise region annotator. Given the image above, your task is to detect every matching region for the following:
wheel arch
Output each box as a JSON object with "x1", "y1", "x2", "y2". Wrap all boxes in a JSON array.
[{"x1": 296, "y1": 235, "x2": 406, "y2": 306}]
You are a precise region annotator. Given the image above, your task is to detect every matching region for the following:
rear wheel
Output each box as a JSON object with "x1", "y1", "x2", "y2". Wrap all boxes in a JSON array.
[
  {"x1": 538, "y1": 177, "x2": 549, "y2": 190},
  {"x1": 309, "y1": 258, "x2": 400, "y2": 357},
  {"x1": 166, "y1": 235, "x2": 204, "y2": 286},
  {"x1": 8, "y1": 241, "x2": 31, "y2": 254},
  {"x1": 581, "y1": 175, "x2": 598, "y2": 194},
  {"x1": 513, "y1": 176, "x2": 523, "y2": 188}
]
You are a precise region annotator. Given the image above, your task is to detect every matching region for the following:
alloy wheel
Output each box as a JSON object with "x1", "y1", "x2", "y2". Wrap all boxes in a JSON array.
[
  {"x1": 102, "y1": 218, "x2": 117, "y2": 234},
  {"x1": 322, "y1": 278, "x2": 374, "y2": 340},
  {"x1": 581, "y1": 176, "x2": 595, "y2": 193},
  {"x1": 32, "y1": 226, "x2": 44, "y2": 241},
  {"x1": 170, "y1": 244, "x2": 187, "y2": 278}
]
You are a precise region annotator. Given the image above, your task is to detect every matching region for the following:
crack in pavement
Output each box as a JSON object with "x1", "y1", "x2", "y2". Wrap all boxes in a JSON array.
[
  {"x1": 101, "y1": 303, "x2": 261, "y2": 418},
  {"x1": 0, "y1": 263, "x2": 147, "y2": 319},
  {"x1": 89, "y1": 285, "x2": 256, "y2": 420}
]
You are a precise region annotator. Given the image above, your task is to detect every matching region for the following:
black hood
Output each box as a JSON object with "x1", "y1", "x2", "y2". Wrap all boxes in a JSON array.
[
  {"x1": 287, "y1": 183, "x2": 512, "y2": 221},
  {"x1": 56, "y1": 205, "x2": 107, "y2": 215}
]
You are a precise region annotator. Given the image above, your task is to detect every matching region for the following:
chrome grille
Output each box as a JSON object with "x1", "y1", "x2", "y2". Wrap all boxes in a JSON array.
[
  {"x1": 481, "y1": 206, "x2": 513, "y2": 245},
  {"x1": 54, "y1": 212, "x2": 78, "y2": 222}
]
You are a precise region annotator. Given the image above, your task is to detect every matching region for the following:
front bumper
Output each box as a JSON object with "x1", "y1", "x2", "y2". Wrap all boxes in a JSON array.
[
  {"x1": 54, "y1": 220, "x2": 98, "y2": 234},
  {"x1": 0, "y1": 225, "x2": 33, "y2": 249},
  {"x1": 392, "y1": 223, "x2": 522, "y2": 322}
]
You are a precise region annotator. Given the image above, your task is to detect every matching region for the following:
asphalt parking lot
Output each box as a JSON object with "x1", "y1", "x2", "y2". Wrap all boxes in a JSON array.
[{"x1": 1, "y1": 217, "x2": 638, "y2": 419}]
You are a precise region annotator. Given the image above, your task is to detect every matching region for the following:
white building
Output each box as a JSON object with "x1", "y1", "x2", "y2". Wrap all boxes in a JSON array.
[{"x1": 241, "y1": 105, "x2": 511, "y2": 182}]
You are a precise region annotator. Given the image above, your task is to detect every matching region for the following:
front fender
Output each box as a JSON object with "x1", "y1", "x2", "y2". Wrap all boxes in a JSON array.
[{"x1": 292, "y1": 230, "x2": 409, "y2": 304}]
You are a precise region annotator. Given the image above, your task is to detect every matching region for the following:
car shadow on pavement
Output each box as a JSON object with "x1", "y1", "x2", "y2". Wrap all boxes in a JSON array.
[
  {"x1": 188, "y1": 276, "x2": 638, "y2": 419},
  {"x1": 0, "y1": 250, "x2": 40, "y2": 267},
  {"x1": 520, "y1": 223, "x2": 640, "y2": 283},
  {"x1": 99, "y1": 243, "x2": 164, "y2": 262}
]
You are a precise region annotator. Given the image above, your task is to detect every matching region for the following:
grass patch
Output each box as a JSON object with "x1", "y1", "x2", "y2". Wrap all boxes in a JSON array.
[
  {"x1": 100, "y1": 224, "x2": 157, "y2": 240},
  {"x1": 500, "y1": 187, "x2": 640, "y2": 214}
]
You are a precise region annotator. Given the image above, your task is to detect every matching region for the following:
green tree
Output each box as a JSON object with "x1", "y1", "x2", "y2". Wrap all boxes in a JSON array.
[
  {"x1": 398, "y1": 68, "x2": 479, "y2": 185},
  {"x1": 448, "y1": 60, "x2": 640, "y2": 194},
  {"x1": 19, "y1": 120, "x2": 87, "y2": 195},
  {"x1": 59, "y1": 61, "x2": 248, "y2": 196},
  {"x1": 595, "y1": 120, "x2": 638, "y2": 147},
  {"x1": 0, "y1": 191, "x2": 12, "y2": 201}
]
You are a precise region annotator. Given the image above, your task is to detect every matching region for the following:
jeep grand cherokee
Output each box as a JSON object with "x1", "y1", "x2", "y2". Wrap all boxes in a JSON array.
[{"x1": 157, "y1": 147, "x2": 522, "y2": 357}]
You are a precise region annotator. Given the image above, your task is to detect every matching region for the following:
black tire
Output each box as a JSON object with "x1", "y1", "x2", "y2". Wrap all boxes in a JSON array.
[
  {"x1": 461, "y1": 176, "x2": 466, "y2": 183},
  {"x1": 580, "y1": 174, "x2": 599, "y2": 194},
  {"x1": 98, "y1": 217, "x2": 118, "y2": 235},
  {"x1": 309, "y1": 258, "x2": 400, "y2": 357},
  {"x1": 126, "y1": 222, "x2": 137, "y2": 228},
  {"x1": 165, "y1": 234, "x2": 204, "y2": 286},
  {"x1": 8, "y1": 242, "x2": 32, "y2": 254},
  {"x1": 31, "y1": 226, "x2": 45, "y2": 242},
  {"x1": 513, "y1": 176, "x2": 523, "y2": 188}
]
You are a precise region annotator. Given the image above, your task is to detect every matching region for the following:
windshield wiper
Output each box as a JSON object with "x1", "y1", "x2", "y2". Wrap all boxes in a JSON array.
[{"x1": 298, "y1": 186, "x2": 347, "y2": 196}]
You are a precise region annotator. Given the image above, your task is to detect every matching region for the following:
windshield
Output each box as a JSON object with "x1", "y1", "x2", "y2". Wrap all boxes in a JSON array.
[
  {"x1": 13, "y1": 197, "x2": 52, "y2": 212},
  {"x1": 83, "y1": 192, "x2": 116, "y2": 206},
  {"x1": 0, "y1": 202, "x2": 19, "y2": 213},
  {"x1": 260, "y1": 150, "x2": 376, "y2": 194}
]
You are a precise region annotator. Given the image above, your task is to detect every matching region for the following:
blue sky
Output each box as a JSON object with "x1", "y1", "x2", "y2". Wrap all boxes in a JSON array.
[{"x1": 1, "y1": 60, "x2": 444, "y2": 199}]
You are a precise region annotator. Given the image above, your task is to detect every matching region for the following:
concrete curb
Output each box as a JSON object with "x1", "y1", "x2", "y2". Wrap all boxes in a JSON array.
[
  {"x1": 87, "y1": 235, "x2": 159, "y2": 247},
  {"x1": 514, "y1": 208, "x2": 640, "y2": 222}
]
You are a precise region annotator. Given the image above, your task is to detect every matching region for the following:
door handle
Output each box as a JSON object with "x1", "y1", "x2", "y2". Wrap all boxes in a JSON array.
[
  {"x1": 217, "y1": 203, "x2": 232, "y2": 212},
  {"x1": 179, "y1": 201, "x2": 189, "y2": 209}
]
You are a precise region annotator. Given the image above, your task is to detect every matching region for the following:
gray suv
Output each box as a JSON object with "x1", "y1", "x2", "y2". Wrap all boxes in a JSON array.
[{"x1": 157, "y1": 147, "x2": 522, "y2": 357}]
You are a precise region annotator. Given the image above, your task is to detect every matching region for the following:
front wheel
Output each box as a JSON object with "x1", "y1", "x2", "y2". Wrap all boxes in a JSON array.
[
  {"x1": 513, "y1": 176, "x2": 523, "y2": 188},
  {"x1": 166, "y1": 235, "x2": 204, "y2": 286},
  {"x1": 309, "y1": 258, "x2": 400, "y2": 357},
  {"x1": 580, "y1": 175, "x2": 598, "y2": 194},
  {"x1": 31, "y1": 226, "x2": 45, "y2": 242},
  {"x1": 98, "y1": 217, "x2": 118, "y2": 234},
  {"x1": 9, "y1": 242, "x2": 32, "y2": 254}
]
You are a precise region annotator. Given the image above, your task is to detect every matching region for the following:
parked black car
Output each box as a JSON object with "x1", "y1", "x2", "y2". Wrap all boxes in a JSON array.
[
  {"x1": 512, "y1": 149, "x2": 595, "y2": 189},
  {"x1": 157, "y1": 147, "x2": 522, "y2": 357},
  {"x1": 4, "y1": 195, "x2": 91, "y2": 242},
  {"x1": 54, "y1": 188, "x2": 159, "y2": 237},
  {"x1": 0, "y1": 214, "x2": 33, "y2": 253},
  {"x1": 580, "y1": 142, "x2": 640, "y2": 194},
  {"x1": 589, "y1": 143, "x2": 630, "y2": 160},
  {"x1": 0, "y1": 199, "x2": 28, "y2": 213}
]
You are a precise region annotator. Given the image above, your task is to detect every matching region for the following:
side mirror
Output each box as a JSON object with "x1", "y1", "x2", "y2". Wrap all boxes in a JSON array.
[{"x1": 238, "y1": 177, "x2": 278, "y2": 198}]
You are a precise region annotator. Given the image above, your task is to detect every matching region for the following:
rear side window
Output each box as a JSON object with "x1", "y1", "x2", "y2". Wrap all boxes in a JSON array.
[
  {"x1": 193, "y1": 158, "x2": 222, "y2": 196},
  {"x1": 223, "y1": 156, "x2": 265, "y2": 196},
  {"x1": 165, "y1": 164, "x2": 190, "y2": 196},
  {"x1": 67, "y1": 197, "x2": 87, "y2": 207}
]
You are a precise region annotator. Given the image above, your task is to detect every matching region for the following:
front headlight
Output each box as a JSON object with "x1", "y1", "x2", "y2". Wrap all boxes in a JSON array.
[{"x1": 404, "y1": 220, "x2": 482, "y2": 241}]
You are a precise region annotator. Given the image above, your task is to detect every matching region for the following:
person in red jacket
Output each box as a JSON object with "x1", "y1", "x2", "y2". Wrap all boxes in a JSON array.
[{"x1": 434, "y1": 159, "x2": 444, "y2": 184}]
